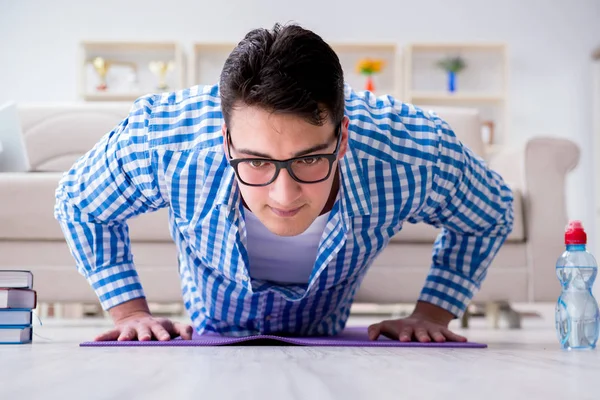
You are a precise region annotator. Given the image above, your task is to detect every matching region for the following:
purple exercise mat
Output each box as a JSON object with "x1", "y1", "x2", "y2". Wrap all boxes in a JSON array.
[{"x1": 80, "y1": 326, "x2": 486, "y2": 348}]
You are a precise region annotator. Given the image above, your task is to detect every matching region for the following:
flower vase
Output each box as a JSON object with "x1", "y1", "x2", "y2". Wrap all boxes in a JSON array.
[
  {"x1": 365, "y1": 75, "x2": 375, "y2": 92},
  {"x1": 447, "y1": 71, "x2": 456, "y2": 92}
]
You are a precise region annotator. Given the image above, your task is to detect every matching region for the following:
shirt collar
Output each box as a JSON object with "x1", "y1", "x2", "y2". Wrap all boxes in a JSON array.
[
  {"x1": 215, "y1": 158, "x2": 240, "y2": 215},
  {"x1": 337, "y1": 138, "x2": 372, "y2": 221}
]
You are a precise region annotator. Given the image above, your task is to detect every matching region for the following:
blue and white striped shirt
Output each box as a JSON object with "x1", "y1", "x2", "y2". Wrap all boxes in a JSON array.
[{"x1": 54, "y1": 84, "x2": 513, "y2": 336}]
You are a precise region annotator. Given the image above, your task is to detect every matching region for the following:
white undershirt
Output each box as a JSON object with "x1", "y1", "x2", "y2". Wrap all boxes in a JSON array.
[{"x1": 244, "y1": 207, "x2": 330, "y2": 284}]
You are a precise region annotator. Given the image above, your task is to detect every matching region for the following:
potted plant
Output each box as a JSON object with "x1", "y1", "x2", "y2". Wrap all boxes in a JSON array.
[
  {"x1": 436, "y1": 56, "x2": 466, "y2": 92},
  {"x1": 356, "y1": 58, "x2": 385, "y2": 92}
]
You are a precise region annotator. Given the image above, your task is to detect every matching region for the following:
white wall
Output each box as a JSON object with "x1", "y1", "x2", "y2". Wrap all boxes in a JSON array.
[
  {"x1": 593, "y1": 57, "x2": 600, "y2": 300},
  {"x1": 2, "y1": 0, "x2": 600, "y2": 245}
]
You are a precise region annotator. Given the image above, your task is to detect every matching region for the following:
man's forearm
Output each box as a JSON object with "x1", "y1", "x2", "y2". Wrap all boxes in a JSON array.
[
  {"x1": 411, "y1": 301, "x2": 455, "y2": 326},
  {"x1": 108, "y1": 297, "x2": 151, "y2": 323}
]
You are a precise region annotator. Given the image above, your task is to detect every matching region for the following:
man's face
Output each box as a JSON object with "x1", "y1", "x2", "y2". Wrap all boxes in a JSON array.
[{"x1": 223, "y1": 106, "x2": 348, "y2": 237}]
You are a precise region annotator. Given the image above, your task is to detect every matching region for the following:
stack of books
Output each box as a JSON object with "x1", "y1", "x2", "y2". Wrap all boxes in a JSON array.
[{"x1": 0, "y1": 270, "x2": 36, "y2": 344}]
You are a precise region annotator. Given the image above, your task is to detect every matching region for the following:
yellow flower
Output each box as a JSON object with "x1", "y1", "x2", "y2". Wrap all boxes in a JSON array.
[{"x1": 356, "y1": 58, "x2": 385, "y2": 75}]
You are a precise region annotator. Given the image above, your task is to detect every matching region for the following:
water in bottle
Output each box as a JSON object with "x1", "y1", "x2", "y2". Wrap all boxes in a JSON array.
[{"x1": 555, "y1": 220, "x2": 600, "y2": 350}]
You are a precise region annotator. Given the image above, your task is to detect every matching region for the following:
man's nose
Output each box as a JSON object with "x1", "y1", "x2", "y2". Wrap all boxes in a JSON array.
[{"x1": 269, "y1": 168, "x2": 302, "y2": 206}]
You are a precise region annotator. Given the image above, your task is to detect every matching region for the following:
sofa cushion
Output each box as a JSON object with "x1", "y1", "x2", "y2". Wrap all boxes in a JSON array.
[
  {"x1": 16, "y1": 103, "x2": 487, "y2": 171},
  {"x1": 390, "y1": 187, "x2": 525, "y2": 243},
  {"x1": 17, "y1": 103, "x2": 132, "y2": 172}
]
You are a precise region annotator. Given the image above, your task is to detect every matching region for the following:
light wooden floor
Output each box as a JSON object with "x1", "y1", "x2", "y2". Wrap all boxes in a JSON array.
[{"x1": 1, "y1": 304, "x2": 599, "y2": 400}]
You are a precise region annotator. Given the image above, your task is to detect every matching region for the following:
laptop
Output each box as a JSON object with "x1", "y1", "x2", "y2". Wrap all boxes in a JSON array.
[{"x1": 0, "y1": 101, "x2": 30, "y2": 172}]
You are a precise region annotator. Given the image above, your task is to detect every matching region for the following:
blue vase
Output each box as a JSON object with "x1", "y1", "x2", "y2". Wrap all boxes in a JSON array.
[{"x1": 448, "y1": 71, "x2": 456, "y2": 92}]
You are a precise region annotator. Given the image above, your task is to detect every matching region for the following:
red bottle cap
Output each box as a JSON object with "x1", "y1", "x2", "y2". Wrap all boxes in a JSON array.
[{"x1": 565, "y1": 220, "x2": 587, "y2": 244}]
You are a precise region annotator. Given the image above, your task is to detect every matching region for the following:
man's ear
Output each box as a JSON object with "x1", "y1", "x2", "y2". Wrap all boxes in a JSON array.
[
  {"x1": 338, "y1": 115, "x2": 350, "y2": 159},
  {"x1": 222, "y1": 123, "x2": 229, "y2": 159}
]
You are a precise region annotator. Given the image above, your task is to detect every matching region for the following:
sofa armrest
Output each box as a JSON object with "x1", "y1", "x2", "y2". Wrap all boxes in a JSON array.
[
  {"x1": 0, "y1": 172, "x2": 64, "y2": 239},
  {"x1": 524, "y1": 138, "x2": 579, "y2": 301},
  {"x1": 491, "y1": 138, "x2": 579, "y2": 301},
  {"x1": 0, "y1": 171, "x2": 172, "y2": 242}
]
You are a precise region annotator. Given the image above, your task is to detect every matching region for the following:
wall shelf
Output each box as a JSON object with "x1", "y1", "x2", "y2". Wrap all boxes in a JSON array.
[
  {"x1": 408, "y1": 92, "x2": 505, "y2": 103},
  {"x1": 407, "y1": 42, "x2": 507, "y2": 52},
  {"x1": 81, "y1": 92, "x2": 149, "y2": 102},
  {"x1": 78, "y1": 41, "x2": 185, "y2": 101}
]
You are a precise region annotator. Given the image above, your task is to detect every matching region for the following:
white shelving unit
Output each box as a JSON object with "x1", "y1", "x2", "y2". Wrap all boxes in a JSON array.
[
  {"x1": 403, "y1": 42, "x2": 509, "y2": 145},
  {"x1": 79, "y1": 41, "x2": 185, "y2": 101}
]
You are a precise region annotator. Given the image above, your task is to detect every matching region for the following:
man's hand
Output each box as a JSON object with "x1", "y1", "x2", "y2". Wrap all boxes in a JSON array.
[
  {"x1": 94, "y1": 313, "x2": 194, "y2": 341},
  {"x1": 367, "y1": 301, "x2": 467, "y2": 343},
  {"x1": 94, "y1": 298, "x2": 194, "y2": 341}
]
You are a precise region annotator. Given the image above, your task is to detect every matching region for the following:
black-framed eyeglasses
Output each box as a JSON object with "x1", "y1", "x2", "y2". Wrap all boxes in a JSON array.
[{"x1": 226, "y1": 124, "x2": 342, "y2": 187}]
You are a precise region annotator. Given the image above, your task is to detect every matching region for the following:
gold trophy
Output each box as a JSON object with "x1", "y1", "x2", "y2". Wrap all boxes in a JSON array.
[
  {"x1": 91, "y1": 57, "x2": 111, "y2": 91},
  {"x1": 149, "y1": 61, "x2": 175, "y2": 91}
]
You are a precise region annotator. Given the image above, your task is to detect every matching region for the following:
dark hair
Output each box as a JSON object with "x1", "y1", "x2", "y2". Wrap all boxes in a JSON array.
[{"x1": 219, "y1": 23, "x2": 345, "y2": 128}]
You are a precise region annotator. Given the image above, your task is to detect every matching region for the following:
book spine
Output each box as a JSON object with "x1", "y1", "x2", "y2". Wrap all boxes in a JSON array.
[
  {"x1": 0, "y1": 288, "x2": 37, "y2": 309},
  {"x1": 0, "y1": 309, "x2": 33, "y2": 327},
  {"x1": 0, "y1": 324, "x2": 32, "y2": 329}
]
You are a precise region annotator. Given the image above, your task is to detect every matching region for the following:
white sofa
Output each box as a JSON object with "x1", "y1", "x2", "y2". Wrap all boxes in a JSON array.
[{"x1": 0, "y1": 102, "x2": 579, "y2": 313}]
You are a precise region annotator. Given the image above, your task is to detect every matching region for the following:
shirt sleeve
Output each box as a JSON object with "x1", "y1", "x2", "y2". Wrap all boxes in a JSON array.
[
  {"x1": 54, "y1": 95, "x2": 167, "y2": 310},
  {"x1": 407, "y1": 110, "x2": 515, "y2": 318}
]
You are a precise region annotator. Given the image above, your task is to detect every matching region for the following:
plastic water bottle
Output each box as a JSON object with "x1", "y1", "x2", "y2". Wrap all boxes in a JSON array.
[{"x1": 555, "y1": 220, "x2": 600, "y2": 350}]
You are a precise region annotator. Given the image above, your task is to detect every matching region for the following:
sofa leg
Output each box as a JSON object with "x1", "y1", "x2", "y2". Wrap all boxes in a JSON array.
[
  {"x1": 504, "y1": 303, "x2": 522, "y2": 329},
  {"x1": 460, "y1": 308, "x2": 470, "y2": 328},
  {"x1": 485, "y1": 301, "x2": 522, "y2": 329},
  {"x1": 485, "y1": 302, "x2": 501, "y2": 329},
  {"x1": 82, "y1": 303, "x2": 103, "y2": 317}
]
